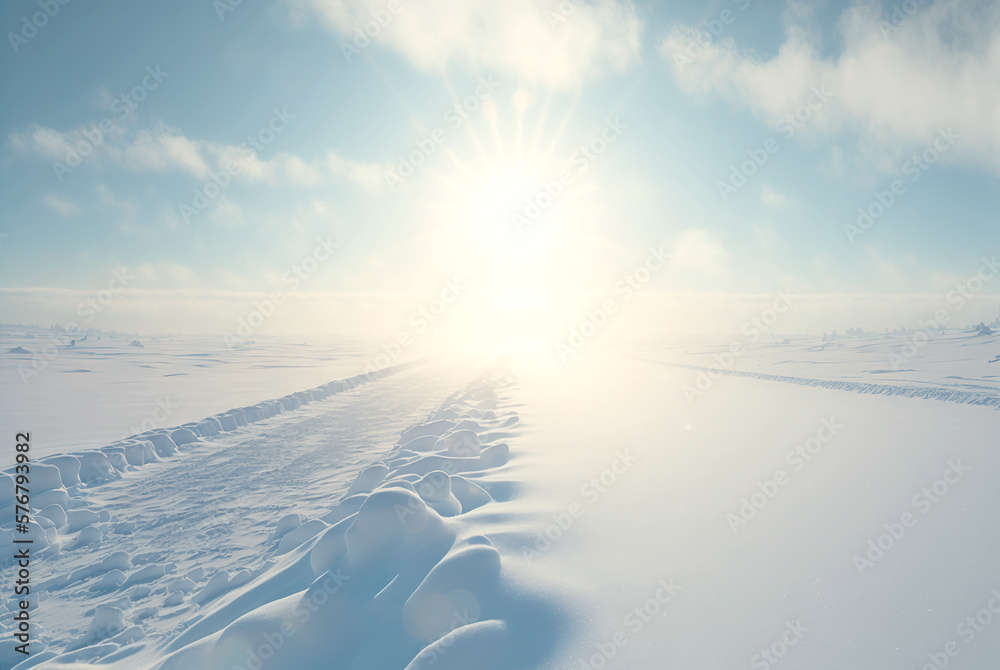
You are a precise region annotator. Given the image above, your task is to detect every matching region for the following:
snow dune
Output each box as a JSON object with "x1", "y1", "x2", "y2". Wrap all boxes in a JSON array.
[
  {"x1": 148, "y1": 370, "x2": 560, "y2": 670},
  {"x1": 1, "y1": 360, "x2": 563, "y2": 670}
]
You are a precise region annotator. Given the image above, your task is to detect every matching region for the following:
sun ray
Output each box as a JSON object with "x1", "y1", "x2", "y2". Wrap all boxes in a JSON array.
[
  {"x1": 358, "y1": 64, "x2": 644, "y2": 350},
  {"x1": 530, "y1": 90, "x2": 583, "y2": 181},
  {"x1": 484, "y1": 98, "x2": 509, "y2": 175},
  {"x1": 524, "y1": 89, "x2": 555, "y2": 167}
]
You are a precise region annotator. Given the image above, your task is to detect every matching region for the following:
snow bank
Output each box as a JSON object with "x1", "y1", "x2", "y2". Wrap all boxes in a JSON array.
[
  {"x1": 1, "y1": 366, "x2": 411, "y2": 504},
  {"x1": 3, "y1": 362, "x2": 563, "y2": 669},
  {"x1": 135, "y1": 370, "x2": 562, "y2": 670}
]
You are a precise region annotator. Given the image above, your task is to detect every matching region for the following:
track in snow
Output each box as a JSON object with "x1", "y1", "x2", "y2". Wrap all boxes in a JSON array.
[
  {"x1": 2, "y1": 357, "x2": 479, "y2": 664},
  {"x1": 659, "y1": 361, "x2": 1000, "y2": 409}
]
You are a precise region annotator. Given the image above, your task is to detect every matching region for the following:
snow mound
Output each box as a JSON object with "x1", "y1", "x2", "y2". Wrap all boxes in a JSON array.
[
  {"x1": 267, "y1": 514, "x2": 302, "y2": 544},
  {"x1": 138, "y1": 370, "x2": 562, "y2": 670},
  {"x1": 3, "y1": 364, "x2": 560, "y2": 669}
]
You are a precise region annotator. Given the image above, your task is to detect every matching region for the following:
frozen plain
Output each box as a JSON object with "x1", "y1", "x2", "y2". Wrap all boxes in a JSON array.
[{"x1": 0, "y1": 330, "x2": 997, "y2": 669}]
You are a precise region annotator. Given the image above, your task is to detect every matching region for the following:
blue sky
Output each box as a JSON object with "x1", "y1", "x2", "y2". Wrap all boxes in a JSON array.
[{"x1": 1, "y1": 0, "x2": 997, "y2": 338}]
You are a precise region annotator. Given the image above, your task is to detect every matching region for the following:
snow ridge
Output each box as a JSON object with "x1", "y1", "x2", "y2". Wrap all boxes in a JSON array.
[
  {"x1": 147, "y1": 367, "x2": 561, "y2": 670},
  {"x1": 0, "y1": 362, "x2": 416, "y2": 667},
  {"x1": 2, "y1": 362, "x2": 563, "y2": 669}
]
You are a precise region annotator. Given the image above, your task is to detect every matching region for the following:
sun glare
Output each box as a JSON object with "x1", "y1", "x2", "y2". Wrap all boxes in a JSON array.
[{"x1": 398, "y1": 83, "x2": 627, "y2": 355}]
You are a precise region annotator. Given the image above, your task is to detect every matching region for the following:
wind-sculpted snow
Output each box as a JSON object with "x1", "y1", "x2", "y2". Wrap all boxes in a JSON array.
[
  {"x1": 0, "y1": 365, "x2": 413, "y2": 575},
  {"x1": 0, "y1": 361, "x2": 562, "y2": 670},
  {"x1": 148, "y1": 370, "x2": 560, "y2": 670},
  {"x1": 0, "y1": 363, "x2": 413, "y2": 667}
]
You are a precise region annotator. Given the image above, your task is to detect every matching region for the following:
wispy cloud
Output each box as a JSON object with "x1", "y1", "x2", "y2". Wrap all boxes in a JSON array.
[
  {"x1": 291, "y1": 0, "x2": 644, "y2": 88},
  {"x1": 659, "y1": 0, "x2": 1000, "y2": 173},
  {"x1": 761, "y1": 185, "x2": 791, "y2": 210},
  {"x1": 8, "y1": 120, "x2": 387, "y2": 190},
  {"x1": 42, "y1": 193, "x2": 81, "y2": 218}
]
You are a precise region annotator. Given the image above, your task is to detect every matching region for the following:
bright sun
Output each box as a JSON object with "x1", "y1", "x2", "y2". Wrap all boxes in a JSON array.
[{"x1": 401, "y1": 84, "x2": 624, "y2": 356}]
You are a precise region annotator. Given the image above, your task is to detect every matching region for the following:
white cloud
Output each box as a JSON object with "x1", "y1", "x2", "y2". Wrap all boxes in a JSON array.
[
  {"x1": 291, "y1": 0, "x2": 643, "y2": 88},
  {"x1": 116, "y1": 124, "x2": 212, "y2": 177},
  {"x1": 8, "y1": 120, "x2": 387, "y2": 190},
  {"x1": 42, "y1": 193, "x2": 80, "y2": 218},
  {"x1": 760, "y1": 185, "x2": 791, "y2": 210},
  {"x1": 659, "y1": 0, "x2": 1000, "y2": 172},
  {"x1": 9, "y1": 125, "x2": 80, "y2": 162}
]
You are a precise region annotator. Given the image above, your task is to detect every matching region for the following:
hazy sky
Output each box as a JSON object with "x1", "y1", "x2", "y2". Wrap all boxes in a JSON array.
[{"x1": 1, "y1": 0, "x2": 997, "y2": 339}]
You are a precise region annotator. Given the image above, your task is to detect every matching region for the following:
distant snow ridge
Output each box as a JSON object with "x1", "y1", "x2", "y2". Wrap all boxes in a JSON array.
[
  {"x1": 145, "y1": 369, "x2": 561, "y2": 670},
  {"x1": 671, "y1": 363, "x2": 1000, "y2": 409}
]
